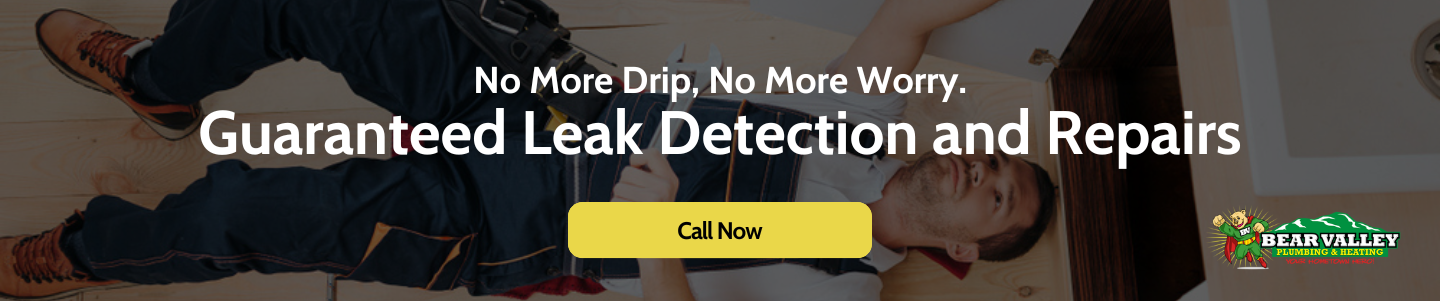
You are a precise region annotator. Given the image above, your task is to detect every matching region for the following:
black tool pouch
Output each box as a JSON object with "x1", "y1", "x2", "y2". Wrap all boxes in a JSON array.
[{"x1": 441, "y1": 0, "x2": 611, "y2": 125}]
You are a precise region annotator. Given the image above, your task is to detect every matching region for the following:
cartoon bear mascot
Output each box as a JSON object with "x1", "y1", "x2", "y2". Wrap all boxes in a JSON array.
[{"x1": 1213, "y1": 210, "x2": 1269, "y2": 268}]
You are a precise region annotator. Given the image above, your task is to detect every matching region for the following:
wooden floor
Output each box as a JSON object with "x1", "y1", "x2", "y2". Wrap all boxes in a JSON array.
[{"x1": 0, "y1": 1, "x2": 1070, "y2": 300}]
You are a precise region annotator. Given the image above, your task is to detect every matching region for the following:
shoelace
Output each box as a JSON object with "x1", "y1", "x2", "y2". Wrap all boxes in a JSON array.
[
  {"x1": 10, "y1": 227, "x2": 74, "y2": 283},
  {"x1": 76, "y1": 30, "x2": 143, "y2": 92}
]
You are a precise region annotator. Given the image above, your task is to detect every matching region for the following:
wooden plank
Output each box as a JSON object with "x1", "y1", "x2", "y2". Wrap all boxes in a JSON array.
[
  {"x1": 1168, "y1": 0, "x2": 1267, "y2": 299},
  {"x1": 0, "y1": 194, "x2": 164, "y2": 234},
  {"x1": 894, "y1": 82, "x2": 1044, "y2": 163},
  {"x1": 0, "y1": 194, "x2": 317, "y2": 301},
  {"x1": 570, "y1": 20, "x2": 1030, "y2": 84},
  {"x1": 548, "y1": 0, "x2": 769, "y2": 29},
  {"x1": 0, "y1": 50, "x2": 378, "y2": 123},
  {"x1": 336, "y1": 281, "x2": 639, "y2": 301},
  {"x1": 0, "y1": 108, "x2": 390, "y2": 199},
  {"x1": 84, "y1": 275, "x2": 640, "y2": 301},
  {"x1": 0, "y1": 0, "x2": 761, "y2": 51},
  {"x1": 1050, "y1": 68, "x2": 1137, "y2": 301},
  {"x1": 0, "y1": 0, "x2": 171, "y2": 51},
  {"x1": 1033, "y1": 79, "x2": 1074, "y2": 301},
  {"x1": 78, "y1": 273, "x2": 330, "y2": 301},
  {"x1": 881, "y1": 227, "x2": 1068, "y2": 301}
]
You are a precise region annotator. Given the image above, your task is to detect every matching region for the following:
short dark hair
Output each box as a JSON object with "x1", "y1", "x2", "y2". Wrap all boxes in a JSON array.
[{"x1": 976, "y1": 160, "x2": 1057, "y2": 262}]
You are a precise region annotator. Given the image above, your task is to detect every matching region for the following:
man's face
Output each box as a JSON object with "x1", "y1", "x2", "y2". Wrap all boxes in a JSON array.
[{"x1": 894, "y1": 152, "x2": 1042, "y2": 246}]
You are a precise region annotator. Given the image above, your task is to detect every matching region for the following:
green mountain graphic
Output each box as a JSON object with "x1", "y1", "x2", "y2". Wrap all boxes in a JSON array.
[{"x1": 1271, "y1": 212, "x2": 1385, "y2": 234}]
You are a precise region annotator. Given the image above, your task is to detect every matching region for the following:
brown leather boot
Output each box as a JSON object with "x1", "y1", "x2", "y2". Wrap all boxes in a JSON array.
[
  {"x1": 0, "y1": 214, "x2": 125, "y2": 300},
  {"x1": 36, "y1": 9, "x2": 201, "y2": 140}
]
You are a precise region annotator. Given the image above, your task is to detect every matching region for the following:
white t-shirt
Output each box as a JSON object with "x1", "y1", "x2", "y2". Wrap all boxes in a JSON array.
[{"x1": 600, "y1": 62, "x2": 911, "y2": 301}]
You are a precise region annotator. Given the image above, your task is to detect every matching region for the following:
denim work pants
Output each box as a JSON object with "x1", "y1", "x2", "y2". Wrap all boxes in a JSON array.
[{"x1": 72, "y1": 0, "x2": 572, "y2": 295}]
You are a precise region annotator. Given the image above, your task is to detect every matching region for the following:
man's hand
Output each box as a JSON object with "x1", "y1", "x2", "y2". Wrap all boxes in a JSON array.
[
  {"x1": 1213, "y1": 215, "x2": 1225, "y2": 227},
  {"x1": 611, "y1": 150, "x2": 696, "y2": 301},
  {"x1": 1253, "y1": 223, "x2": 1265, "y2": 234},
  {"x1": 612, "y1": 151, "x2": 679, "y2": 203}
]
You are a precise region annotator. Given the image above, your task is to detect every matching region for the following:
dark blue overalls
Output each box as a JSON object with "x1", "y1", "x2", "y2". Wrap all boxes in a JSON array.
[{"x1": 60, "y1": 0, "x2": 874, "y2": 296}]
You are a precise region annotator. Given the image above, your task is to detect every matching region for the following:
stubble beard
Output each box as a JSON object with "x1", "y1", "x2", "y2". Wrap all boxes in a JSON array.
[{"x1": 898, "y1": 153, "x2": 977, "y2": 244}]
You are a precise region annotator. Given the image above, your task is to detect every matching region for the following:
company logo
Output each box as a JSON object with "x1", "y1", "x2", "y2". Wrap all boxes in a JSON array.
[
  {"x1": 1208, "y1": 210, "x2": 1398, "y2": 270},
  {"x1": 1263, "y1": 212, "x2": 1399, "y2": 259}
]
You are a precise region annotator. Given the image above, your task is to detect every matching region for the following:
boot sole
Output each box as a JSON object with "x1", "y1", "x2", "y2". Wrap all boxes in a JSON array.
[
  {"x1": 35, "y1": 9, "x2": 201, "y2": 141},
  {"x1": 0, "y1": 282, "x2": 138, "y2": 301}
]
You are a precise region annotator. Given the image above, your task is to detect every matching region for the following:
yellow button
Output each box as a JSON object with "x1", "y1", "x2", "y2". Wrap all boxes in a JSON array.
[{"x1": 568, "y1": 202, "x2": 871, "y2": 258}]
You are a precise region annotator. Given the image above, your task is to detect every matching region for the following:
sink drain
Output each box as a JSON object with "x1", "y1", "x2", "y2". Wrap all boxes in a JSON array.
[{"x1": 1414, "y1": 19, "x2": 1440, "y2": 100}]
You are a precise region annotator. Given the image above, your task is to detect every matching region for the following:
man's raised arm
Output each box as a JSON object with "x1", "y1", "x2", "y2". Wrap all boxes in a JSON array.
[{"x1": 835, "y1": 0, "x2": 999, "y2": 93}]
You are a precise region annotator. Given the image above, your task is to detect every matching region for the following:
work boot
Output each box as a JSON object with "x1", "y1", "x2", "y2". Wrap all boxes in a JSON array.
[
  {"x1": 0, "y1": 214, "x2": 124, "y2": 300},
  {"x1": 36, "y1": 9, "x2": 201, "y2": 140}
]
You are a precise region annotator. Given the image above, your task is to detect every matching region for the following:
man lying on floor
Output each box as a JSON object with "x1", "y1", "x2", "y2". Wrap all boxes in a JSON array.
[{"x1": 4, "y1": 0, "x2": 1055, "y2": 300}]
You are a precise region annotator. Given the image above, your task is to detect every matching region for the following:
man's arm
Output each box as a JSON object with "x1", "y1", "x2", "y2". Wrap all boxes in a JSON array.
[
  {"x1": 613, "y1": 151, "x2": 696, "y2": 301},
  {"x1": 636, "y1": 258, "x2": 696, "y2": 301},
  {"x1": 836, "y1": 0, "x2": 1000, "y2": 93}
]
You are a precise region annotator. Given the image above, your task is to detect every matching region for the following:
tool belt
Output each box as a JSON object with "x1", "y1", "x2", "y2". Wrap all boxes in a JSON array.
[
  {"x1": 441, "y1": 0, "x2": 611, "y2": 125},
  {"x1": 1237, "y1": 237, "x2": 1254, "y2": 245}
]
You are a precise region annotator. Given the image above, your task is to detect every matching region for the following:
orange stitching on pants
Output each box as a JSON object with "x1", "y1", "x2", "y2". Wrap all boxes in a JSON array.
[
  {"x1": 725, "y1": 100, "x2": 748, "y2": 202},
  {"x1": 600, "y1": 258, "x2": 777, "y2": 278},
  {"x1": 426, "y1": 235, "x2": 475, "y2": 290},
  {"x1": 477, "y1": 246, "x2": 556, "y2": 267},
  {"x1": 788, "y1": 115, "x2": 812, "y2": 201},
  {"x1": 587, "y1": 93, "x2": 642, "y2": 203}
]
